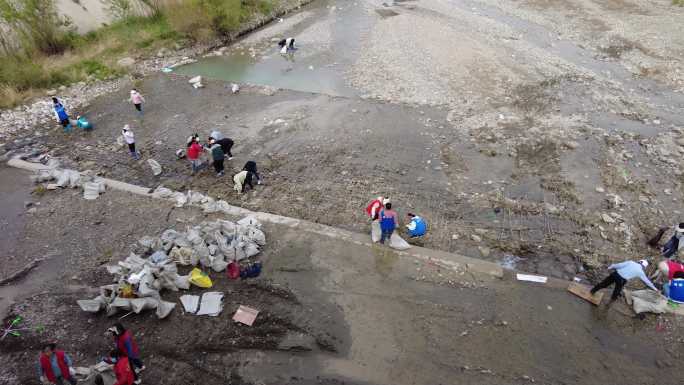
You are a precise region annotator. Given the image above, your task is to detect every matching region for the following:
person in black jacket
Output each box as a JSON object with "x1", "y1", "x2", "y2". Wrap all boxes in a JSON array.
[
  {"x1": 216, "y1": 137, "x2": 234, "y2": 160},
  {"x1": 243, "y1": 161, "x2": 261, "y2": 185}
]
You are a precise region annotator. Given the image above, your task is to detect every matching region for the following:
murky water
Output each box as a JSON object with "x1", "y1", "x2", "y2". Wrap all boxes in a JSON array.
[{"x1": 175, "y1": 0, "x2": 367, "y2": 97}]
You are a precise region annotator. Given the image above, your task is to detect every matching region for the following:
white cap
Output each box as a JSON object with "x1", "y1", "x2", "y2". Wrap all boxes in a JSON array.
[
  {"x1": 382, "y1": 198, "x2": 391, "y2": 205},
  {"x1": 676, "y1": 223, "x2": 684, "y2": 233},
  {"x1": 123, "y1": 124, "x2": 130, "y2": 131},
  {"x1": 639, "y1": 259, "x2": 649, "y2": 268}
]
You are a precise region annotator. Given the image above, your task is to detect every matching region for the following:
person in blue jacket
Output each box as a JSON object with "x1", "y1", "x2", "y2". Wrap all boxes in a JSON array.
[
  {"x1": 52, "y1": 97, "x2": 71, "y2": 132},
  {"x1": 406, "y1": 213, "x2": 427, "y2": 237}
]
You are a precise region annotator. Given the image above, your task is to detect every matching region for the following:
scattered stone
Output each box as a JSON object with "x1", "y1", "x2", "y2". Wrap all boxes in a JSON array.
[
  {"x1": 471, "y1": 234, "x2": 482, "y2": 242},
  {"x1": 478, "y1": 246, "x2": 491, "y2": 257},
  {"x1": 601, "y1": 213, "x2": 616, "y2": 224},
  {"x1": 46, "y1": 89, "x2": 57, "y2": 97},
  {"x1": 117, "y1": 57, "x2": 136, "y2": 67},
  {"x1": 452, "y1": 234, "x2": 460, "y2": 240},
  {"x1": 664, "y1": 189, "x2": 672, "y2": 195},
  {"x1": 595, "y1": 187, "x2": 605, "y2": 193},
  {"x1": 474, "y1": 228, "x2": 488, "y2": 235},
  {"x1": 564, "y1": 141, "x2": 579, "y2": 150}
]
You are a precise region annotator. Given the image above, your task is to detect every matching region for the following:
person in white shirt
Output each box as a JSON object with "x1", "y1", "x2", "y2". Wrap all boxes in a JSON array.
[
  {"x1": 122, "y1": 125, "x2": 139, "y2": 160},
  {"x1": 591, "y1": 259, "x2": 657, "y2": 301}
]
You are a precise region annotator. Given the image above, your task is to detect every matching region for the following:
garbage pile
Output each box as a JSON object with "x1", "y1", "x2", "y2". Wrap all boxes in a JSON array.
[
  {"x1": 31, "y1": 160, "x2": 106, "y2": 200},
  {"x1": 151, "y1": 186, "x2": 243, "y2": 214},
  {"x1": 77, "y1": 216, "x2": 266, "y2": 319}
]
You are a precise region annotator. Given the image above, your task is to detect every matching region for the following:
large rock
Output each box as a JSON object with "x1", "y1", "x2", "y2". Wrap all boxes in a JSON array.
[{"x1": 117, "y1": 57, "x2": 136, "y2": 68}]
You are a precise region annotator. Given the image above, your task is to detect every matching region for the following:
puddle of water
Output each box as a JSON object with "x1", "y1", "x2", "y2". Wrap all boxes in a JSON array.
[
  {"x1": 175, "y1": 50, "x2": 355, "y2": 97},
  {"x1": 175, "y1": 0, "x2": 368, "y2": 97}
]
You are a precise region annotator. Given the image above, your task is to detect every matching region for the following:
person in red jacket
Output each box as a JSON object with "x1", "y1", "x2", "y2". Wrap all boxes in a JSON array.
[
  {"x1": 37, "y1": 343, "x2": 76, "y2": 385},
  {"x1": 186, "y1": 135, "x2": 203, "y2": 174},
  {"x1": 365, "y1": 196, "x2": 385, "y2": 221},
  {"x1": 108, "y1": 323, "x2": 144, "y2": 384},
  {"x1": 99, "y1": 350, "x2": 135, "y2": 385}
]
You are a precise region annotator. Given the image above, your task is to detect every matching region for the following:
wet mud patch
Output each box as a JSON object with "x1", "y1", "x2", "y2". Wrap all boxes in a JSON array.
[{"x1": 375, "y1": 8, "x2": 399, "y2": 18}]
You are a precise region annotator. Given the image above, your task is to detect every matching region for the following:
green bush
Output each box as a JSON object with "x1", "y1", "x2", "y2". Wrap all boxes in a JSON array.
[{"x1": 165, "y1": 0, "x2": 274, "y2": 40}]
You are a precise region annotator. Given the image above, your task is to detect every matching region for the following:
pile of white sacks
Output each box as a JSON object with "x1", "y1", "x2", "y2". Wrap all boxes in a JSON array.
[
  {"x1": 77, "y1": 216, "x2": 266, "y2": 319},
  {"x1": 151, "y1": 186, "x2": 242, "y2": 214},
  {"x1": 31, "y1": 160, "x2": 106, "y2": 200}
]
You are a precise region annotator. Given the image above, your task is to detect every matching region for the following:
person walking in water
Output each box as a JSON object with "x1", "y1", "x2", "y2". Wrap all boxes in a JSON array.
[
  {"x1": 379, "y1": 199, "x2": 398, "y2": 244},
  {"x1": 122, "y1": 125, "x2": 140, "y2": 160},
  {"x1": 129, "y1": 89, "x2": 145, "y2": 116},
  {"x1": 52, "y1": 97, "x2": 71, "y2": 132},
  {"x1": 591, "y1": 259, "x2": 657, "y2": 301}
]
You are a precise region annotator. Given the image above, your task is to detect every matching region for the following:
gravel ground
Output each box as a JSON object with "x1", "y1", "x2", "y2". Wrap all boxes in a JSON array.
[{"x1": 1, "y1": 186, "x2": 683, "y2": 385}]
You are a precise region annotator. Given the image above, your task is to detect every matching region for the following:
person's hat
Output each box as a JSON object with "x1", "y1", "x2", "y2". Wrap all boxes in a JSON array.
[
  {"x1": 123, "y1": 124, "x2": 129, "y2": 131},
  {"x1": 639, "y1": 259, "x2": 649, "y2": 268},
  {"x1": 676, "y1": 223, "x2": 684, "y2": 233},
  {"x1": 382, "y1": 198, "x2": 391, "y2": 205},
  {"x1": 106, "y1": 326, "x2": 117, "y2": 334}
]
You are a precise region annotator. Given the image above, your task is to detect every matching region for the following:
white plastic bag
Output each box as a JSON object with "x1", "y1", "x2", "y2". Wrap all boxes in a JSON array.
[
  {"x1": 371, "y1": 220, "x2": 381, "y2": 243},
  {"x1": 389, "y1": 233, "x2": 411, "y2": 250}
]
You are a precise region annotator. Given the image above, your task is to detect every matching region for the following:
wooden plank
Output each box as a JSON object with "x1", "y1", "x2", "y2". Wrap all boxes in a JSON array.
[{"x1": 568, "y1": 282, "x2": 603, "y2": 306}]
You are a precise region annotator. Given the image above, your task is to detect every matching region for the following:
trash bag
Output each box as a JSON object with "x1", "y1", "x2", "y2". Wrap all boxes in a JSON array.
[
  {"x1": 227, "y1": 261, "x2": 240, "y2": 279},
  {"x1": 211, "y1": 257, "x2": 229, "y2": 273},
  {"x1": 147, "y1": 159, "x2": 162, "y2": 176},
  {"x1": 631, "y1": 290, "x2": 668, "y2": 314},
  {"x1": 244, "y1": 241, "x2": 260, "y2": 258},
  {"x1": 389, "y1": 233, "x2": 411, "y2": 250},
  {"x1": 130, "y1": 298, "x2": 157, "y2": 314},
  {"x1": 150, "y1": 250, "x2": 168, "y2": 264},
  {"x1": 83, "y1": 182, "x2": 101, "y2": 200},
  {"x1": 156, "y1": 300, "x2": 176, "y2": 319},
  {"x1": 174, "y1": 274, "x2": 191, "y2": 290},
  {"x1": 169, "y1": 247, "x2": 197, "y2": 266},
  {"x1": 240, "y1": 262, "x2": 262, "y2": 279},
  {"x1": 77, "y1": 297, "x2": 106, "y2": 313},
  {"x1": 246, "y1": 228, "x2": 266, "y2": 246},
  {"x1": 189, "y1": 267, "x2": 213, "y2": 288},
  {"x1": 237, "y1": 216, "x2": 261, "y2": 228},
  {"x1": 371, "y1": 220, "x2": 381, "y2": 243},
  {"x1": 151, "y1": 186, "x2": 174, "y2": 199}
]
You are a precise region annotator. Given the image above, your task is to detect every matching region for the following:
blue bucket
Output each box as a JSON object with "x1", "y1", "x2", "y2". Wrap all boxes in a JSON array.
[{"x1": 668, "y1": 279, "x2": 684, "y2": 303}]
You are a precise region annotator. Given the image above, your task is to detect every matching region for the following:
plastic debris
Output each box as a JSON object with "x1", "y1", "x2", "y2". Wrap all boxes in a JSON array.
[
  {"x1": 516, "y1": 273, "x2": 548, "y2": 283},
  {"x1": 147, "y1": 159, "x2": 162, "y2": 176},
  {"x1": 196, "y1": 292, "x2": 224, "y2": 316},
  {"x1": 233, "y1": 305, "x2": 259, "y2": 326}
]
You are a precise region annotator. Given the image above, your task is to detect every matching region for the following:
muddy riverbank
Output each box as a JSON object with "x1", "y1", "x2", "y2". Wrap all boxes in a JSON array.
[{"x1": 0, "y1": 187, "x2": 682, "y2": 385}]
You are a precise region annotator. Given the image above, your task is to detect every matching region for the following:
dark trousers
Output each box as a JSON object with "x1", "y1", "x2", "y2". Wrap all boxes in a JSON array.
[
  {"x1": 663, "y1": 235, "x2": 679, "y2": 258},
  {"x1": 213, "y1": 159, "x2": 224, "y2": 174},
  {"x1": 128, "y1": 143, "x2": 136, "y2": 153},
  {"x1": 134, "y1": 103, "x2": 142, "y2": 112},
  {"x1": 591, "y1": 271, "x2": 627, "y2": 300},
  {"x1": 55, "y1": 376, "x2": 77, "y2": 385},
  {"x1": 129, "y1": 356, "x2": 143, "y2": 380},
  {"x1": 380, "y1": 228, "x2": 394, "y2": 244},
  {"x1": 242, "y1": 171, "x2": 255, "y2": 192}
]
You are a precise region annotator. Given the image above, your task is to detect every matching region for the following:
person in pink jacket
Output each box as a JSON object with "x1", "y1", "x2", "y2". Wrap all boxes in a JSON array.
[{"x1": 129, "y1": 89, "x2": 145, "y2": 115}]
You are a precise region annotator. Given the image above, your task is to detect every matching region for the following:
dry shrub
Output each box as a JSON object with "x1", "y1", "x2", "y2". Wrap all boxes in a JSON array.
[
  {"x1": 164, "y1": 0, "x2": 215, "y2": 41},
  {"x1": 0, "y1": 85, "x2": 24, "y2": 108}
]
